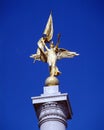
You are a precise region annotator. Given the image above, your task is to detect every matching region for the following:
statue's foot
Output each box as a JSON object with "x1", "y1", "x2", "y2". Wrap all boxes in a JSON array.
[{"x1": 54, "y1": 70, "x2": 61, "y2": 76}]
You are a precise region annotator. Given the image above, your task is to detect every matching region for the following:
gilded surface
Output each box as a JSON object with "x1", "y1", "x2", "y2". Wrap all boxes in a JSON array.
[{"x1": 30, "y1": 13, "x2": 79, "y2": 83}]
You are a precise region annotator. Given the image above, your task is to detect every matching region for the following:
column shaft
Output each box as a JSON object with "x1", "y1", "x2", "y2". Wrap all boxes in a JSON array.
[{"x1": 39, "y1": 102, "x2": 67, "y2": 130}]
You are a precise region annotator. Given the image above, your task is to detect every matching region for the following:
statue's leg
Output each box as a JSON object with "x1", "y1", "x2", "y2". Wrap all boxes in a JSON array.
[
  {"x1": 49, "y1": 66, "x2": 52, "y2": 76},
  {"x1": 49, "y1": 65, "x2": 56, "y2": 77}
]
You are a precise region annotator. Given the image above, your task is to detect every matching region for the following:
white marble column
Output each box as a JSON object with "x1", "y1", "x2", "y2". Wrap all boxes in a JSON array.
[
  {"x1": 39, "y1": 102, "x2": 67, "y2": 130},
  {"x1": 31, "y1": 85, "x2": 72, "y2": 130}
]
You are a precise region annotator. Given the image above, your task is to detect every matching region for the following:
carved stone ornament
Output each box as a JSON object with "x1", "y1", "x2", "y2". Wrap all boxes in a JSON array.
[{"x1": 38, "y1": 102, "x2": 67, "y2": 127}]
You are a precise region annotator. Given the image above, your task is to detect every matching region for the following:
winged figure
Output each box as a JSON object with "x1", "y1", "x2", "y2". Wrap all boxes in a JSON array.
[
  {"x1": 30, "y1": 13, "x2": 79, "y2": 77},
  {"x1": 30, "y1": 40, "x2": 79, "y2": 77}
]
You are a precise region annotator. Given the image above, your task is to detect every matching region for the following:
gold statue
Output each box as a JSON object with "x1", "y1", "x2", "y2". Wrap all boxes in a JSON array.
[{"x1": 30, "y1": 13, "x2": 79, "y2": 86}]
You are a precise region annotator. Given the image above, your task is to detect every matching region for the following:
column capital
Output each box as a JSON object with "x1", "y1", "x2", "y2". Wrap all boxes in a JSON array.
[{"x1": 38, "y1": 102, "x2": 67, "y2": 127}]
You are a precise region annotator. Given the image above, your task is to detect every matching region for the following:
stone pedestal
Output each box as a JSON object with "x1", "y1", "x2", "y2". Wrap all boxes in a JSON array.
[{"x1": 31, "y1": 85, "x2": 72, "y2": 130}]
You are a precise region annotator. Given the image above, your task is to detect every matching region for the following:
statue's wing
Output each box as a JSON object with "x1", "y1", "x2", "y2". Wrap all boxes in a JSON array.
[
  {"x1": 30, "y1": 48, "x2": 47, "y2": 63},
  {"x1": 43, "y1": 13, "x2": 53, "y2": 42},
  {"x1": 30, "y1": 53, "x2": 41, "y2": 61},
  {"x1": 57, "y1": 48, "x2": 79, "y2": 60}
]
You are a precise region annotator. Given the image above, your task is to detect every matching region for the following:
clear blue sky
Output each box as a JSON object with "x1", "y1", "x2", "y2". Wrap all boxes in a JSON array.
[{"x1": 0, "y1": 0, "x2": 104, "y2": 130}]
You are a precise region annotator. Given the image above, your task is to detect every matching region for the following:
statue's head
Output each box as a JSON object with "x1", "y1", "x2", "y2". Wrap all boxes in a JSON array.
[{"x1": 50, "y1": 41, "x2": 54, "y2": 48}]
